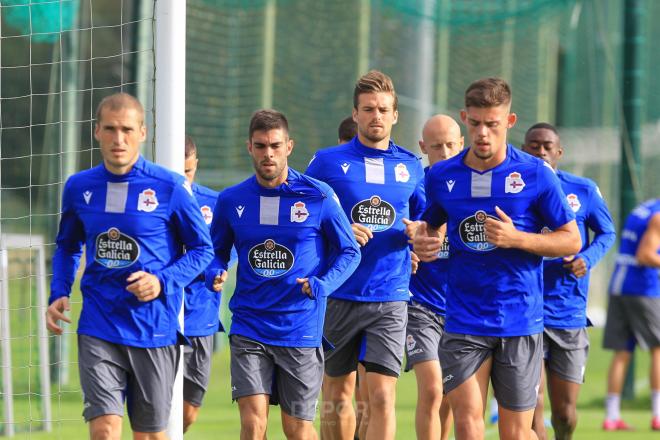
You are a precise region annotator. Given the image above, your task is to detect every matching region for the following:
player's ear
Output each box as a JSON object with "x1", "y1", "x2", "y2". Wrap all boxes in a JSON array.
[
  {"x1": 352, "y1": 107, "x2": 358, "y2": 123},
  {"x1": 287, "y1": 138, "x2": 294, "y2": 156},
  {"x1": 392, "y1": 109, "x2": 399, "y2": 125},
  {"x1": 93, "y1": 123, "x2": 100, "y2": 141},
  {"x1": 418, "y1": 140, "x2": 427, "y2": 155},
  {"x1": 507, "y1": 112, "x2": 517, "y2": 129},
  {"x1": 460, "y1": 110, "x2": 468, "y2": 124},
  {"x1": 246, "y1": 139, "x2": 252, "y2": 154},
  {"x1": 459, "y1": 136, "x2": 465, "y2": 149},
  {"x1": 139, "y1": 124, "x2": 146, "y2": 142}
]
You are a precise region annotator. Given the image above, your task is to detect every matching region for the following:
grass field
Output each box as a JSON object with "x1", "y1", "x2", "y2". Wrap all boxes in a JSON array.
[{"x1": 4, "y1": 272, "x2": 658, "y2": 438}]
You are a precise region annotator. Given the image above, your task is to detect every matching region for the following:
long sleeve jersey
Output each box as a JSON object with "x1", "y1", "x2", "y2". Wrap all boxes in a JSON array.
[
  {"x1": 609, "y1": 199, "x2": 660, "y2": 297},
  {"x1": 422, "y1": 145, "x2": 575, "y2": 337},
  {"x1": 50, "y1": 156, "x2": 214, "y2": 348},
  {"x1": 205, "y1": 168, "x2": 361, "y2": 347},
  {"x1": 543, "y1": 170, "x2": 616, "y2": 328},
  {"x1": 306, "y1": 136, "x2": 425, "y2": 302}
]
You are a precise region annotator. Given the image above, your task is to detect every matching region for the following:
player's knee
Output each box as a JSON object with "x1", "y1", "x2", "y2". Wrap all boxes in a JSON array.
[
  {"x1": 282, "y1": 419, "x2": 312, "y2": 440},
  {"x1": 368, "y1": 386, "x2": 395, "y2": 413},
  {"x1": 453, "y1": 415, "x2": 484, "y2": 438},
  {"x1": 552, "y1": 406, "x2": 577, "y2": 430},
  {"x1": 419, "y1": 383, "x2": 443, "y2": 410},
  {"x1": 240, "y1": 412, "x2": 267, "y2": 436},
  {"x1": 89, "y1": 415, "x2": 121, "y2": 440}
]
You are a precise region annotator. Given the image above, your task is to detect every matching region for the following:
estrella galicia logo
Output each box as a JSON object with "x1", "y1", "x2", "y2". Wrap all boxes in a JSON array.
[
  {"x1": 437, "y1": 236, "x2": 450, "y2": 259},
  {"x1": 249, "y1": 239, "x2": 295, "y2": 277},
  {"x1": 351, "y1": 195, "x2": 396, "y2": 232},
  {"x1": 459, "y1": 210, "x2": 498, "y2": 252},
  {"x1": 95, "y1": 227, "x2": 140, "y2": 268}
]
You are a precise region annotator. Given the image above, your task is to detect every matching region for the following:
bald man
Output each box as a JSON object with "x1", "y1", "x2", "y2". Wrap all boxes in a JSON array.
[{"x1": 405, "y1": 114, "x2": 463, "y2": 440}]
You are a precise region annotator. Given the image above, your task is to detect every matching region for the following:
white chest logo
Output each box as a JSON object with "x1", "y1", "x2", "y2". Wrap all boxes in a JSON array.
[
  {"x1": 566, "y1": 193, "x2": 581, "y2": 212},
  {"x1": 394, "y1": 163, "x2": 410, "y2": 183},
  {"x1": 446, "y1": 180, "x2": 455, "y2": 192},
  {"x1": 505, "y1": 172, "x2": 525, "y2": 194},
  {"x1": 341, "y1": 163, "x2": 350, "y2": 174},
  {"x1": 83, "y1": 191, "x2": 92, "y2": 204},
  {"x1": 137, "y1": 189, "x2": 158, "y2": 212},
  {"x1": 200, "y1": 205, "x2": 213, "y2": 224},
  {"x1": 236, "y1": 205, "x2": 245, "y2": 218},
  {"x1": 290, "y1": 201, "x2": 309, "y2": 223}
]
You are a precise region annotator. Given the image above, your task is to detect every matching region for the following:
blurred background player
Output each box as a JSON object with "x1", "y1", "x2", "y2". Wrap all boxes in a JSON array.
[
  {"x1": 206, "y1": 109, "x2": 360, "y2": 439},
  {"x1": 307, "y1": 70, "x2": 425, "y2": 440},
  {"x1": 338, "y1": 115, "x2": 358, "y2": 144},
  {"x1": 413, "y1": 78, "x2": 580, "y2": 440},
  {"x1": 602, "y1": 198, "x2": 660, "y2": 431},
  {"x1": 46, "y1": 93, "x2": 213, "y2": 440},
  {"x1": 522, "y1": 123, "x2": 616, "y2": 440},
  {"x1": 182, "y1": 136, "x2": 229, "y2": 433},
  {"x1": 405, "y1": 114, "x2": 463, "y2": 440}
]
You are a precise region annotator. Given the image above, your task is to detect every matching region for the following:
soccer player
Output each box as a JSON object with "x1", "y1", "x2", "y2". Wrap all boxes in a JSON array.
[
  {"x1": 206, "y1": 109, "x2": 361, "y2": 439},
  {"x1": 307, "y1": 70, "x2": 425, "y2": 440},
  {"x1": 603, "y1": 199, "x2": 660, "y2": 431},
  {"x1": 181, "y1": 136, "x2": 223, "y2": 433},
  {"x1": 413, "y1": 77, "x2": 581, "y2": 440},
  {"x1": 522, "y1": 123, "x2": 616, "y2": 440},
  {"x1": 45, "y1": 93, "x2": 214, "y2": 440},
  {"x1": 405, "y1": 114, "x2": 463, "y2": 440},
  {"x1": 338, "y1": 115, "x2": 358, "y2": 144}
]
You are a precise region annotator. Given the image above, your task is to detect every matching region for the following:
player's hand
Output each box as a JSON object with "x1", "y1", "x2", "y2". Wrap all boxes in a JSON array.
[
  {"x1": 412, "y1": 222, "x2": 443, "y2": 262},
  {"x1": 352, "y1": 223, "x2": 373, "y2": 246},
  {"x1": 126, "y1": 271, "x2": 162, "y2": 302},
  {"x1": 212, "y1": 271, "x2": 228, "y2": 293},
  {"x1": 46, "y1": 296, "x2": 71, "y2": 335},
  {"x1": 410, "y1": 251, "x2": 420, "y2": 274},
  {"x1": 402, "y1": 218, "x2": 421, "y2": 239},
  {"x1": 563, "y1": 255, "x2": 588, "y2": 278},
  {"x1": 296, "y1": 278, "x2": 313, "y2": 298},
  {"x1": 484, "y1": 206, "x2": 519, "y2": 248}
]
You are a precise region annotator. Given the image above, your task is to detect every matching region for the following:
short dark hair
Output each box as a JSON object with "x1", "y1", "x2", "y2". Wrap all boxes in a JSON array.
[
  {"x1": 353, "y1": 70, "x2": 398, "y2": 110},
  {"x1": 526, "y1": 122, "x2": 558, "y2": 136},
  {"x1": 95, "y1": 92, "x2": 144, "y2": 125},
  {"x1": 337, "y1": 116, "x2": 357, "y2": 143},
  {"x1": 464, "y1": 77, "x2": 512, "y2": 108},
  {"x1": 249, "y1": 109, "x2": 289, "y2": 139},
  {"x1": 185, "y1": 135, "x2": 196, "y2": 158}
]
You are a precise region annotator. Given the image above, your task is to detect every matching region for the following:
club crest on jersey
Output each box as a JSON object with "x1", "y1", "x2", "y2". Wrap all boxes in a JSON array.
[
  {"x1": 505, "y1": 172, "x2": 525, "y2": 194},
  {"x1": 137, "y1": 189, "x2": 158, "y2": 212},
  {"x1": 459, "y1": 210, "x2": 498, "y2": 252},
  {"x1": 394, "y1": 163, "x2": 410, "y2": 183},
  {"x1": 200, "y1": 205, "x2": 213, "y2": 224},
  {"x1": 290, "y1": 201, "x2": 309, "y2": 223},
  {"x1": 95, "y1": 227, "x2": 140, "y2": 269},
  {"x1": 566, "y1": 193, "x2": 581, "y2": 212},
  {"x1": 249, "y1": 239, "x2": 295, "y2": 277},
  {"x1": 351, "y1": 195, "x2": 396, "y2": 232}
]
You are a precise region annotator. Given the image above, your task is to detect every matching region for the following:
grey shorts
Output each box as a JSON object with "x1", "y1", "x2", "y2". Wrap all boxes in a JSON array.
[
  {"x1": 229, "y1": 334, "x2": 323, "y2": 421},
  {"x1": 603, "y1": 295, "x2": 660, "y2": 351},
  {"x1": 323, "y1": 299, "x2": 407, "y2": 377},
  {"x1": 404, "y1": 301, "x2": 445, "y2": 372},
  {"x1": 77, "y1": 334, "x2": 178, "y2": 433},
  {"x1": 543, "y1": 327, "x2": 589, "y2": 384},
  {"x1": 183, "y1": 335, "x2": 214, "y2": 407},
  {"x1": 439, "y1": 332, "x2": 542, "y2": 411}
]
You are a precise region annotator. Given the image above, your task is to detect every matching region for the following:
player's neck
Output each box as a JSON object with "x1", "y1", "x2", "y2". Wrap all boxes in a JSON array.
[
  {"x1": 464, "y1": 143, "x2": 507, "y2": 172},
  {"x1": 256, "y1": 166, "x2": 289, "y2": 189},
  {"x1": 103, "y1": 156, "x2": 139, "y2": 176},
  {"x1": 357, "y1": 134, "x2": 390, "y2": 151}
]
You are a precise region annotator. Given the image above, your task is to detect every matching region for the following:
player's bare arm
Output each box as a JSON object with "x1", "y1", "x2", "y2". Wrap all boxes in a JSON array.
[
  {"x1": 485, "y1": 205, "x2": 581, "y2": 257},
  {"x1": 636, "y1": 213, "x2": 660, "y2": 267},
  {"x1": 412, "y1": 221, "x2": 445, "y2": 262},
  {"x1": 126, "y1": 271, "x2": 162, "y2": 302},
  {"x1": 46, "y1": 297, "x2": 71, "y2": 335}
]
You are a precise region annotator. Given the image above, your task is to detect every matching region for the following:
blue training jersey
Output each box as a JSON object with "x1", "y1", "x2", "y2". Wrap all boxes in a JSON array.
[
  {"x1": 50, "y1": 156, "x2": 214, "y2": 348},
  {"x1": 409, "y1": 166, "x2": 448, "y2": 316},
  {"x1": 543, "y1": 170, "x2": 616, "y2": 328},
  {"x1": 184, "y1": 183, "x2": 223, "y2": 337},
  {"x1": 306, "y1": 136, "x2": 425, "y2": 302},
  {"x1": 422, "y1": 145, "x2": 576, "y2": 337},
  {"x1": 205, "y1": 168, "x2": 361, "y2": 347},
  {"x1": 609, "y1": 199, "x2": 660, "y2": 297}
]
